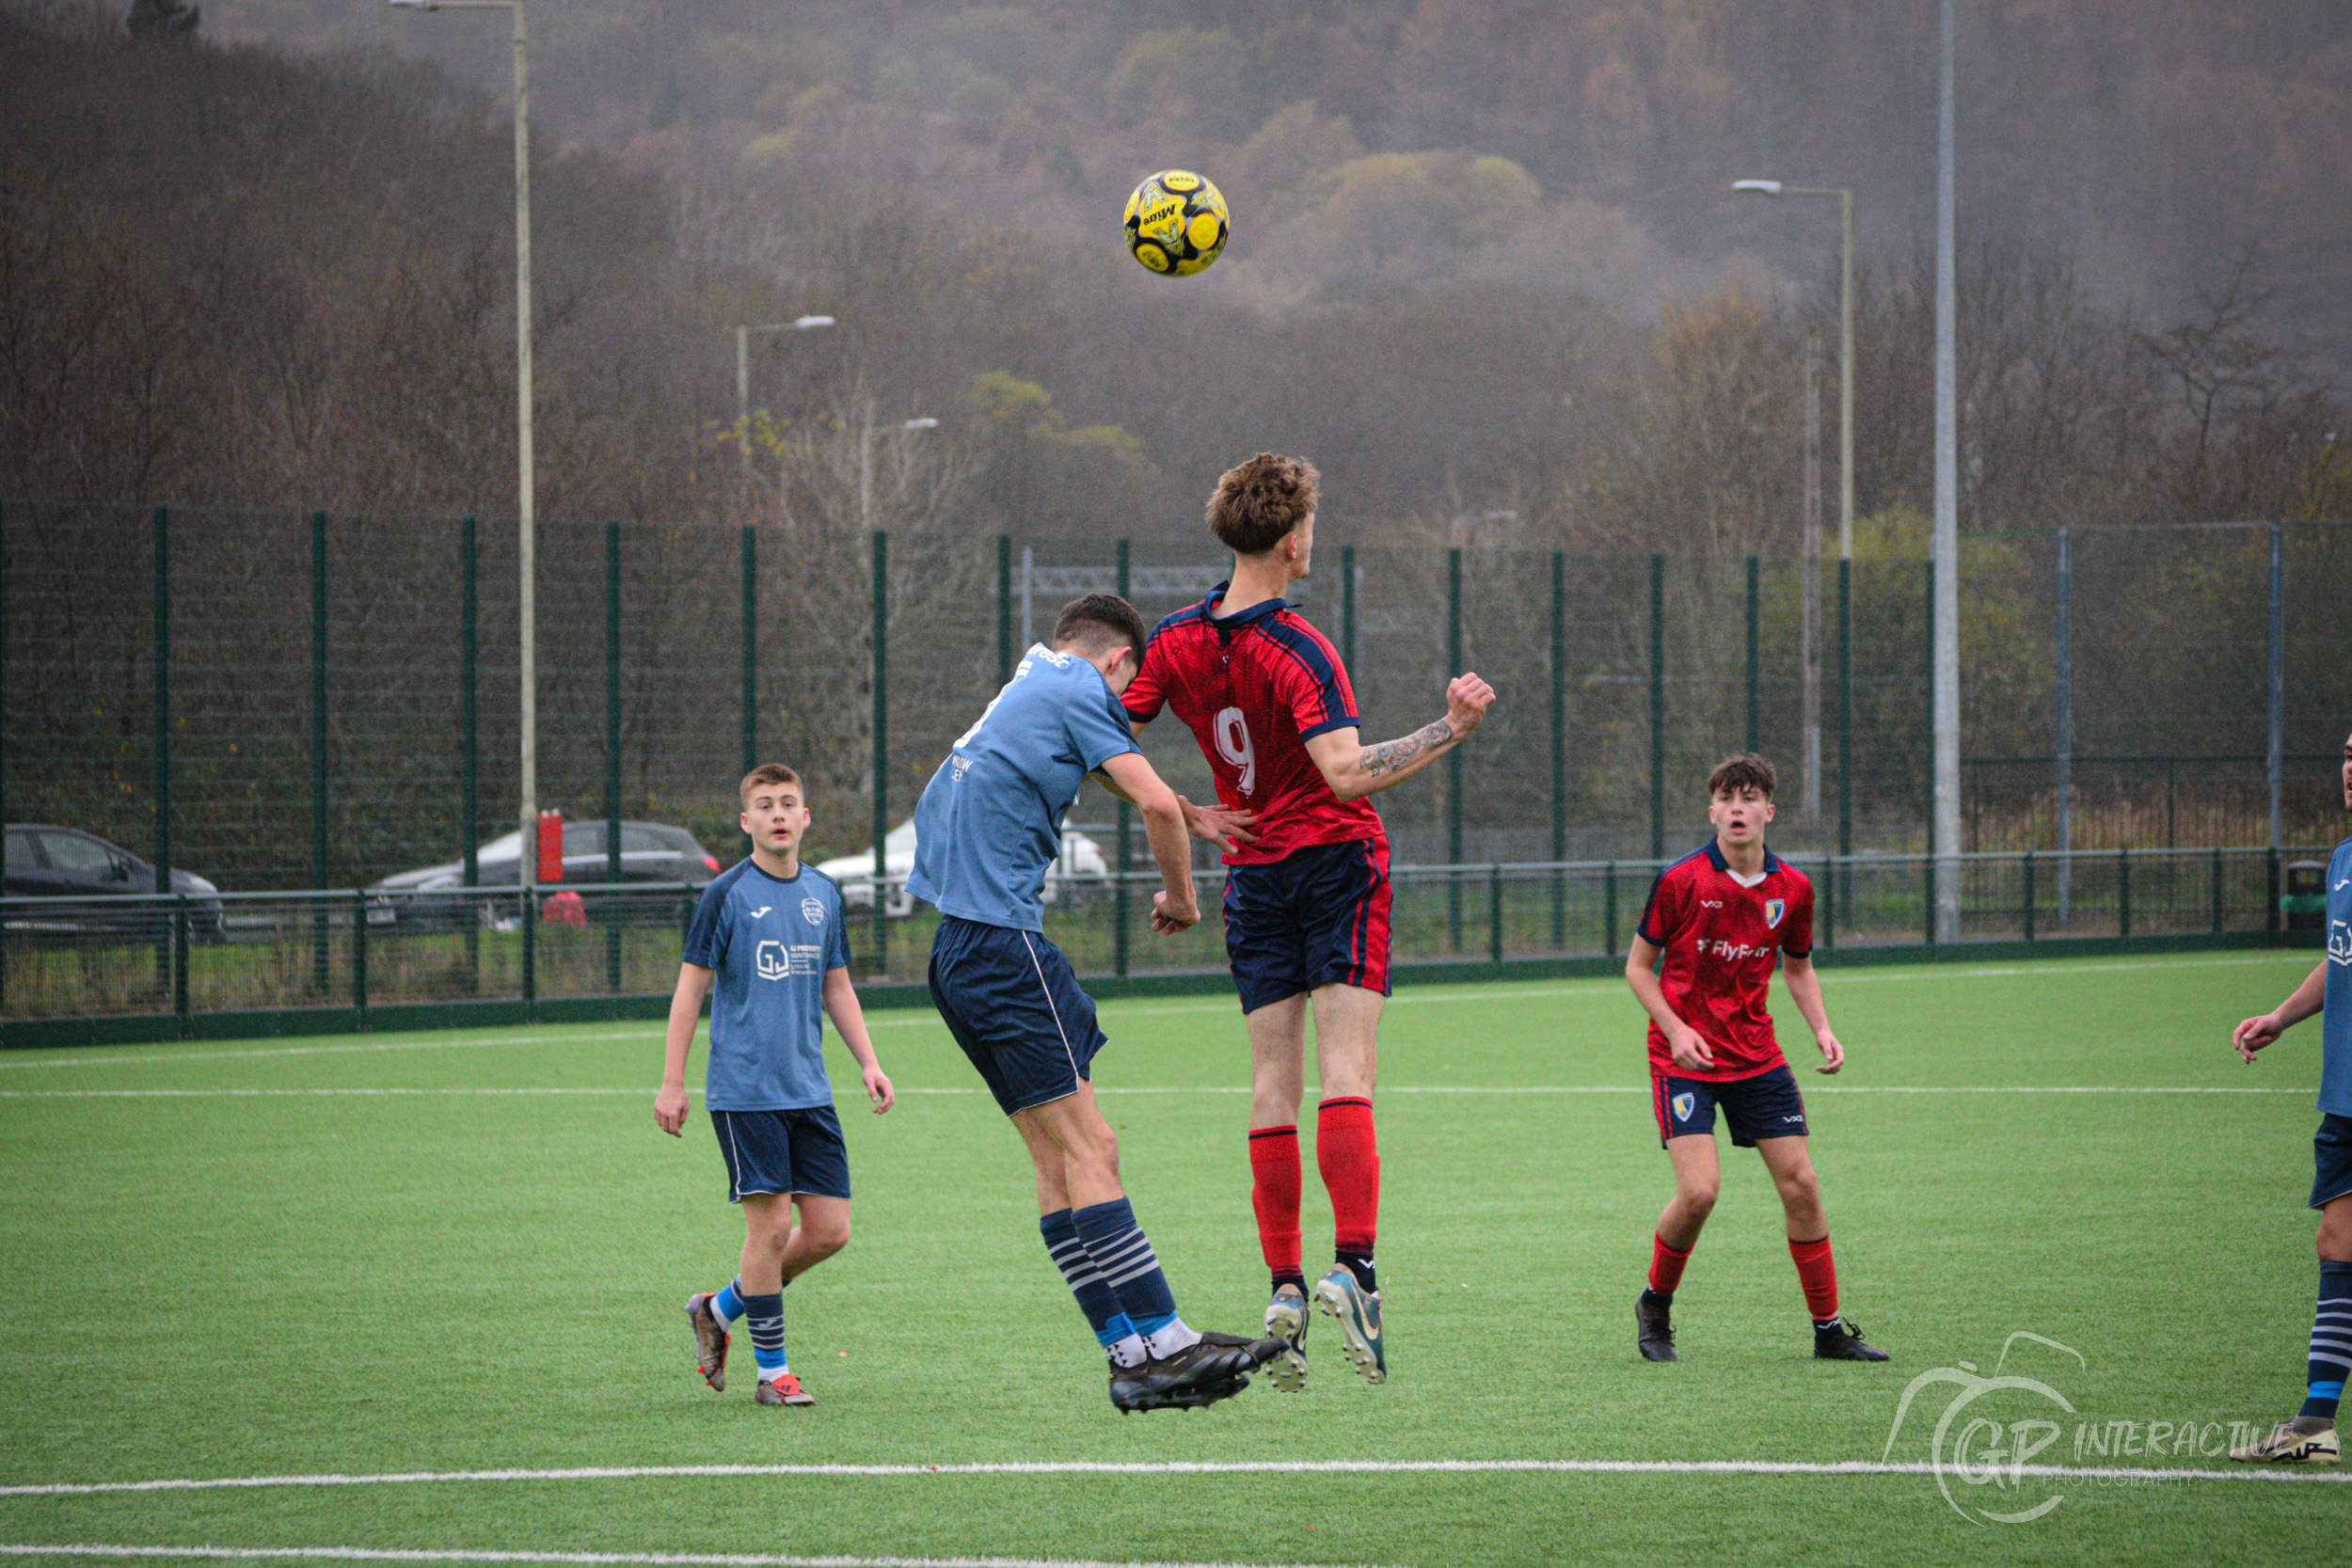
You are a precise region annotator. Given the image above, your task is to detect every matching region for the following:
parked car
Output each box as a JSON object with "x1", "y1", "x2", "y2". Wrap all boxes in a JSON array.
[
  {"x1": 365, "y1": 820, "x2": 721, "y2": 930},
  {"x1": 3, "y1": 824, "x2": 225, "y2": 942},
  {"x1": 817, "y1": 817, "x2": 1108, "y2": 917}
]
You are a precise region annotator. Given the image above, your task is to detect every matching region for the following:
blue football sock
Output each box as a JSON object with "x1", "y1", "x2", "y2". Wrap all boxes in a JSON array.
[
  {"x1": 712, "y1": 1278, "x2": 746, "y2": 1328},
  {"x1": 1073, "y1": 1196, "x2": 1180, "y2": 1337},
  {"x1": 1041, "y1": 1209, "x2": 1137, "y2": 1351},
  {"x1": 2299, "y1": 1259, "x2": 2352, "y2": 1421},
  {"x1": 742, "y1": 1291, "x2": 787, "y2": 1384}
]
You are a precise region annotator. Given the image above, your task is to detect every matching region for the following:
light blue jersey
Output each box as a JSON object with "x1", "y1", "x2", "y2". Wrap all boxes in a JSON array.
[
  {"x1": 907, "y1": 643, "x2": 1139, "y2": 932},
  {"x1": 682, "y1": 859, "x2": 850, "y2": 1111},
  {"x1": 2321, "y1": 839, "x2": 2352, "y2": 1118}
]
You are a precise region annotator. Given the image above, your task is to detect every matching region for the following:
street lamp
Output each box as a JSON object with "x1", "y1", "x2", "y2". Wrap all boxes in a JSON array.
[
  {"x1": 1737, "y1": 176, "x2": 1855, "y2": 831},
  {"x1": 389, "y1": 0, "x2": 541, "y2": 899},
  {"x1": 859, "y1": 417, "x2": 939, "y2": 528},
  {"x1": 733, "y1": 315, "x2": 834, "y2": 483}
]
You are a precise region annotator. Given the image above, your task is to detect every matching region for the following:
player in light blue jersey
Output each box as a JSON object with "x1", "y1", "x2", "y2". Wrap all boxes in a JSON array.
[
  {"x1": 656, "y1": 764, "x2": 895, "y2": 1409},
  {"x1": 909, "y1": 593, "x2": 1282, "y2": 1413},
  {"x1": 2228, "y1": 726, "x2": 2352, "y2": 1465}
]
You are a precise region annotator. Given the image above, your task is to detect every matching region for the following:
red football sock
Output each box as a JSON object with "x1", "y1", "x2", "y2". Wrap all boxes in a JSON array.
[
  {"x1": 1649, "y1": 1233, "x2": 1692, "y2": 1297},
  {"x1": 1248, "y1": 1126, "x2": 1304, "y2": 1282},
  {"x1": 1788, "y1": 1234, "x2": 1838, "y2": 1323},
  {"x1": 1315, "y1": 1098, "x2": 1380, "y2": 1256}
]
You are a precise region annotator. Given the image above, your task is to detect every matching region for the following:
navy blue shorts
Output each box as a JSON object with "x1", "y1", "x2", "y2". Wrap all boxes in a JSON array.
[
  {"x1": 709, "y1": 1104, "x2": 850, "y2": 1202},
  {"x1": 1652, "y1": 1064, "x2": 1810, "y2": 1148},
  {"x1": 1221, "y1": 837, "x2": 1392, "y2": 1015},
  {"x1": 2312, "y1": 1115, "x2": 2352, "y2": 1210},
  {"x1": 929, "y1": 914, "x2": 1107, "y2": 1116}
]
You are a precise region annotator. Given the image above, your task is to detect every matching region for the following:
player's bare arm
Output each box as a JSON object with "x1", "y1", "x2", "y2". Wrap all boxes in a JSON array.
[
  {"x1": 1179, "y1": 795, "x2": 1259, "y2": 848},
  {"x1": 655, "y1": 961, "x2": 715, "y2": 1135},
  {"x1": 1625, "y1": 933, "x2": 1712, "y2": 1070},
  {"x1": 1093, "y1": 751, "x2": 1201, "y2": 932},
  {"x1": 1780, "y1": 954, "x2": 1844, "y2": 1074},
  {"x1": 1304, "y1": 673, "x2": 1497, "y2": 801},
  {"x1": 821, "y1": 965, "x2": 895, "y2": 1112},
  {"x1": 2234, "y1": 960, "x2": 2328, "y2": 1063}
]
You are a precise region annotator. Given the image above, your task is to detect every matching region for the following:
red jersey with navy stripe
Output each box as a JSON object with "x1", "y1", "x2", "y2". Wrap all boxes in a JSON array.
[
  {"x1": 1121, "y1": 585, "x2": 1385, "y2": 867},
  {"x1": 1636, "y1": 840, "x2": 1815, "y2": 1081}
]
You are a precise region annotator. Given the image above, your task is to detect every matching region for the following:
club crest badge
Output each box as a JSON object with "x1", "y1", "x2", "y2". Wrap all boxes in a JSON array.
[
  {"x1": 802, "y1": 897, "x2": 825, "y2": 927},
  {"x1": 1672, "y1": 1092, "x2": 1696, "y2": 1121},
  {"x1": 1764, "y1": 897, "x2": 1786, "y2": 928}
]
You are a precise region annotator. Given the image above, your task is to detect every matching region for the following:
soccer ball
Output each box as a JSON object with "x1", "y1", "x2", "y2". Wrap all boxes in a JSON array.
[{"x1": 1122, "y1": 169, "x2": 1230, "y2": 277}]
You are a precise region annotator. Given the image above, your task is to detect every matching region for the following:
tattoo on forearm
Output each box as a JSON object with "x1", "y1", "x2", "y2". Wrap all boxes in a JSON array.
[{"x1": 1359, "y1": 719, "x2": 1453, "y2": 778}]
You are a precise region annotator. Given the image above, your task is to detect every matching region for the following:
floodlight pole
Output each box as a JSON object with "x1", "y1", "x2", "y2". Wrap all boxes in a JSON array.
[
  {"x1": 389, "y1": 0, "x2": 537, "y2": 898},
  {"x1": 1932, "y1": 0, "x2": 1961, "y2": 940}
]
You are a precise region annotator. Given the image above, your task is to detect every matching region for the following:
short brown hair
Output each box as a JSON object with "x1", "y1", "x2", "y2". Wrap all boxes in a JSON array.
[
  {"x1": 739, "y1": 763, "x2": 803, "y2": 806},
  {"x1": 1708, "y1": 753, "x2": 1776, "y2": 800},
  {"x1": 1207, "y1": 452, "x2": 1319, "y2": 555},
  {"x1": 1052, "y1": 593, "x2": 1147, "y2": 662}
]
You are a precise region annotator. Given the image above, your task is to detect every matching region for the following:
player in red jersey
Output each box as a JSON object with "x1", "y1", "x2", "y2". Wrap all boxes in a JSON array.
[
  {"x1": 1625, "y1": 752, "x2": 1888, "y2": 1364},
  {"x1": 1122, "y1": 451, "x2": 1495, "y2": 1389}
]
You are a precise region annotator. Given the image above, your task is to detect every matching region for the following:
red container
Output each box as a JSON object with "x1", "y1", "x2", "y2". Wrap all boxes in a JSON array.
[{"x1": 536, "y1": 809, "x2": 564, "y2": 883}]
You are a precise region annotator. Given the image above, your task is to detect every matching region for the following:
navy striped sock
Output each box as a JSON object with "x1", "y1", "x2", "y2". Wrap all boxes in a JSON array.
[
  {"x1": 1072, "y1": 1196, "x2": 1179, "y2": 1336},
  {"x1": 742, "y1": 1291, "x2": 787, "y2": 1384},
  {"x1": 2300, "y1": 1259, "x2": 2352, "y2": 1421},
  {"x1": 1041, "y1": 1208, "x2": 1137, "y2": 1351}
]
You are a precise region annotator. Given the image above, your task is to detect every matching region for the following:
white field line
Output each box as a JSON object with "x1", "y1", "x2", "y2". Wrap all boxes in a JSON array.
[
  {"x1": 0, "y1": 1458, "x2": 2344, "y2": 1496},
  {"x1": 0, "y1": 1085, "x2": 2309, "y2": 1101},
  {"x1": 0, "y1": 1549, "x2": 1359, "y2": 1568},
  {"x1": 0, "y1": 951, "x2": 2302, "y2": 1074}
]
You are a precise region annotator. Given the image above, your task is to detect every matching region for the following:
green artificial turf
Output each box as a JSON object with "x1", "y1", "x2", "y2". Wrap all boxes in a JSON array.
[{"x1": 0, "y1": 949, "x2": 2342, "y2": 1565}]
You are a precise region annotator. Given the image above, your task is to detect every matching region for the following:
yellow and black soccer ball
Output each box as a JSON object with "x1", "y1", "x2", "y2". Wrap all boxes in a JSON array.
[{"x1": 1122, "y1": 169, "x2": 1230, "y2": 277}]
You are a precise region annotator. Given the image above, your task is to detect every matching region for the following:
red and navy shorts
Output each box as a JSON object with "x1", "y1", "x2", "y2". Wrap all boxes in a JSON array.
[
  {"x1": 1651, "y1": 1064, "x2": 1809, "y2": 1148},
  {"x1": 1220, "y1": 836, "x2": 1391, "y2": 1014}
]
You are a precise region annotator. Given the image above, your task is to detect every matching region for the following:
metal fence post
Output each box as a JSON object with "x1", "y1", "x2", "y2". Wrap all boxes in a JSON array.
[
  {"x1": 174, "y1": 894, "x2": 190, "y2": 1035},
  {"x1": 1923, "y1": 556, "x2": 1935, "y2": 858},
  {"x1": 1342, "y1": 543, "x2": 1358, "y2": 675},
  {"x1": 996, "y1": 533, "x2": 1012, "y2": 686},
  {"x1": 1604, "y1": 862, "x2": 1618, "y2": 957},
  {"x1": 0, "y1": 501, "x2": 7, "y2": 1015},
  {"x1": 2118, "y1": 846, "x2": 2132, "y2": 940},
  {"x1": 2055, "y1": 527, "x2": 2073, "y2": 927},
  {"x1": 741, "y1": 524, "x2": 756, "y2": 862},
  {"x1": 1114, "y1": 539, "x2": 1132, "y2": 980},
  {"x1": 1549, "y1": 550, "x2": 1565, "y2": 949},
  {"x1": 1447, "y1": 546, "x2": 1464, "y2": 951},
  {"x1": 152, "y1": 506, "x2": 171, "y2": 893},
  {"x1": 2022, "y1": 849, "x2": 2035, "y2": 942},
  {"x1": 311, "y1": 511, "x2": 330, "y2": 995},
  {"x1": 461, "y1": 515, "x2": 480, "y2": 996},
  {"x1": 353, "y1": 888, "x2": 369, "y2": 1020},
  {"x1": 2268, "y1": 520, "x2": 2284, "y2": 854},
  {"x1": 1820, "y1": 853, "x2": 1836, "y2": 949},
  {"x1": 1649, "y1": 554, "x2": 1665, "y2": 861},
  {"x1": 2211, "y1": 845, "x2": 2224, "y2": 935},
  {"x1": 2269, "y1": 847, "x2": 2281, "y2": 938},
  {"x1": 151, "y1": 506, "x2": 172, "y2": 1005},
  {"x1": 1923, "y1": 854, "x2": 1937, "y2": 947},
  {"x1": 606, "y1": 520, "x2": 623, "y2": 995},
  {"x1": 1744, "y1": 555, "x2": 1759, "y2": 752},
  {"x1": 870, "y1": 528, "x2": 889, "y2": 975},
  {"x1": 1836, "y1": 556, "x2": 1851, "y2": 921},
  {"x1": 522, "y1": 869, "x2": 536, "y2": 1016},
  {"x1": 1487, "y1": 863, "x2": 1503, "y2": 964}
]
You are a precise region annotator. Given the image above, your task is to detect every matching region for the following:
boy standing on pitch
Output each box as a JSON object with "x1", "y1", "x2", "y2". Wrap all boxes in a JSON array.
[
  {"x1": 656, "y1": 765, "x2": 895, "y2": 1408},
  {"x1": 2225, "y1": 725, "x2": 2352, "y2": 1466},
  {"x1": 1626, "y1": 753, "x2": 1886, "y2": 1364},
  {"x1": 1120, "y1": 451, "x2": 1494, "y2": 1389}
]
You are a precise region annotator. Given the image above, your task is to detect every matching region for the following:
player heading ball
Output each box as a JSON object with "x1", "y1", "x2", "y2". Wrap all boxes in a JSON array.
[
  {"x1": 1625, "y1": 753, "x2": 1888, "y2": 1365},
  {"x1": 1122, "y1": 451, "x2": 1496, "y2": 1388}
]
